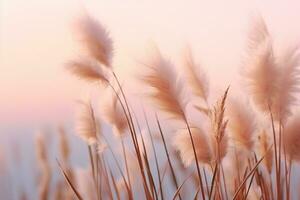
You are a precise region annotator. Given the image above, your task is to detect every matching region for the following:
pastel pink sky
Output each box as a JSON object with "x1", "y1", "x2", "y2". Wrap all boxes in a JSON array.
[{"x1": 1, "y1": 0, "x2": 300, "y2": 129}]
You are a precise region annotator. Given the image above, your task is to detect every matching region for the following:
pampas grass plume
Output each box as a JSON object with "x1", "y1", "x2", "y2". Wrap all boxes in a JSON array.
[
  {"x1": 210, "y1": 87, "x2": 229, "y2": 161},
  {"x1": 141, "y1": 46, "x2": 187, "y2": 120},
  {"x1": 183, "y1": 47, "x2": 209, "y2": 102},
  {"x1": 100, "y1": 88, "x2": 128, "y2": 137},
  {"x1": 75, "y1": 100, "x2": 98, "y2": 145},
  {"x1": 227, "y1": 99, "x2": 256, "y2": 151},
  {"x1": 66, "y1": 58, "x2": 109, "y2": 84},
  {"x1": 58, "y1": 126, "x2": 70, "y2": 163},
  {"x1": 35, "y1": 133, "x2": 51, "y2": 200},
  {"x1": 173, "y1": 127, "x2": 212, "y2": 166},
  {"x1": 243, "y1": 17, "x2": 279, "y2": 112},
  {"x1": 284, "y1": 114, "x2": 300, "y2": 162},
  {"x1": 76, "y1": 15, "x2": 113, "y2": 67},
  {"x1": 258, "y1": 130, "x2": 273, "y2": 174},
  {"x1": 272, "y1": 47, "x2": 300, "y2": 122}
]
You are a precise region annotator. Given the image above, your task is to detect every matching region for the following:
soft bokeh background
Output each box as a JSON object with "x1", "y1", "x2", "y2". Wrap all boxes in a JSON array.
[{"x1": 1, "y1": 0, "x2": 300, "y2": 199}]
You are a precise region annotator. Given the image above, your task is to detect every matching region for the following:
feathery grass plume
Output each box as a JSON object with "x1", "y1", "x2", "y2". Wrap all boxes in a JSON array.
[
  {"x1": 100, "y1": 88, "x2": 128, "y2": 137},
  {"x1": 173, "y1": 127, "x2": 212, "y2": 166},
  {"x1": 35, "y1": 133, "x2": 51, "y2": 200},
  {"x1": 227, "y1": 99, "x2": 256, "y2": 151},
  {"x1": 35, "y1": 133, "x2": 47, "y2": 163},
  {"x1": 210, "y1": 87, "x2": 229, "y2": 161},
  {"x1": 182, "y1": 47, "x2": 209, "y2": 102},
  {"x1": 58, "y1": 127, "x2": 76, "y2": 200},
  {"x1": 76, "y1": 15, "x2": 113, "y2": 67},
  {"x1": 272, "y1": 47, "x2": 300, "y2": 122},
  {"x1": 58, "y1": 126, "x2": 70, "y2": 163},
  {"x1": 283, "y1": 114, "x2": 300, "y2": 162},
  {"x1": 247, "y1": 15, "x2": 270, "y2": 53},
  {"x1": 75, "y1": 100, "x2": 98, "y2": 145},
  {"x1": 141, "y1": 46, "x2": 187, "y2": 120},
  {"x1": 242, "y1": 17, "x2": 279, "y2": 113},
  {"x1": 66, "y1": 57, "x2": 109, "y2": 84},
  {"x1": 258, "y1": 130, "x2": 273, "y2": 174},
  {"x1": 211, "y1": 132, "x2": 228, "y2": 163}
]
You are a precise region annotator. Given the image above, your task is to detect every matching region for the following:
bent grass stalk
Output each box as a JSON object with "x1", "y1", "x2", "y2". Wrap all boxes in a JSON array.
[
  {"x1": 183, "y1": 117, "x2": 206, "y2": 200},
  {"x1": 155, "y1": 115, "x2": 182, "y2": 200},
  {"x1": 110, "y1": 72, "x2": 153, "y2": 199},
  {"x1": 143, "y1": 107, "x2": 164, "y2": 200},
  {"x1": 57, "y1": 159, "x2": 83, "y2": 200}
]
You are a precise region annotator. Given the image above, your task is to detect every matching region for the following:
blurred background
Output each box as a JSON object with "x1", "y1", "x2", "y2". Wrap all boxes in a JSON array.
[{"x1": 1, "y1": 0, "x2": 300, "y2": 199}]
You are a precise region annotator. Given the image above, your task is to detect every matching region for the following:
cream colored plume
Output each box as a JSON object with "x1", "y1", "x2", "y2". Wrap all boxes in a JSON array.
[
  {"x1": 35, "y1": 133, "x2": 48, "y2": 164},
  {"x1": 258, "y1": 130, "x2": 273, "y2": 174},
  {"x1": 173, "y1": 127, "x2": 212, "y2": 166},
  {"x1": 210, "y1": 88, "x2": 229, "y2": 161},
  {"x1": 284, "y1": 114, "x2": 300, "y2": 162},
  {"x1": 141, "y1": 47, "x2": 187, "y2": 120},
  {"x1": 247, "y1": 15, "x2": 270, "y2": 53},
  {"x1": 227, "y1": 99, "x2": 256, "y2": 151},
  {"x1": 100, "y1": 88, "x2": 128, "y2": 137},
  {"x1": 272, "y1": 47, "x2": 300, "y2": 122},
  {"x1": 66, "y1": 58, "x2": 109, "y2": 84},
  {"x1": 35, "y1": 133, "x2": 51, "y2": 200},
  {"x1": 58, "y1": 127, "x2": 75, "y2": 200},
  {"x1": 76, "y1": 15, "x2": 113, "y2": 67},
  {"x1": 75, "y1": 100, "x2": 98, "y2": 145},
  {"x1": 183, "y1": 47, "x2": 209, "y2": 102},
  {"x1": 210, "y1": 132, "x2": 228, "y2": 163},
  {"x1": 58, "y1": 126, "x2": 70, "y2": 163},
  {"x1": 243, "y1": 17, "x2": 279, "y2": 113}
]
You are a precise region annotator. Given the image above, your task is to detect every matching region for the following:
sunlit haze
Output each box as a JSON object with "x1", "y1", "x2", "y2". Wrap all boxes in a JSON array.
[{"x1": 1, "y1": 0, "x2": 300, "y2": 129}]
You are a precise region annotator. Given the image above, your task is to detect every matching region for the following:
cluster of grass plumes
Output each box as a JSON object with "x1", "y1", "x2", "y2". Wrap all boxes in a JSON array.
[{"x1": 26, "y1": 14, "x2": 300, "y2": 200}]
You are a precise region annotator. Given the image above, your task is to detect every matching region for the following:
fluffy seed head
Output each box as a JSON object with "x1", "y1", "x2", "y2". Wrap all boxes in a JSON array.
[
  {"x1": 75, "y1": 100, "x2": 98, "y2": 145},
  {"x1": 76, "y1": 15, "x2": 113, "y2": 67},
  {"x1": 243, "y1": 39, "x2": 278, "y2": 112},
  {"x1": 284, "y1": 114, "x2": 300, "y2": 162},
  {"x1": 35, "y1": 133, "x2": 48, "y2": 164},
  {"x1": 243, "y1": 17, "x2": 279, "y2": 112},
  {"x1": 35, "y1": 133, "x2": 51, "y2": 200},
  {"x1": 258, "y1": 130, "x2": 273, "y2": 174},
  {"x1": 100, "y1": 88, "x2": 128, "y2": 137},
  {"x1": 173, "y1": 127, "x2": 212, "y2": 166},
  {"x1": 272, "y1": 47, "x2": 300, "y2": 122},
  {"x1": 66, "y1": 58, "x2": 109, "y2": 84},
  {"x1": 227, "y1": 99, "x2": 256, "y2": 151},
  {"x1": 247, "y1": 15, "x2": 270, "y2": 53},
  {"x1": 210, "y1": 132, "x2": 228, "y2": 162},
  {"x1": 141, "y1": 47, "x2": 187, "y2": 120},
  {"x1": 210, "y1": 87, "x2": 230, "y2": 161},
  {"x1": 58, "y1": 126, "x2": 70, "y2": 163},
  {"x1": 183, "y1": 47, "x2": 209, "y2": 102}
]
